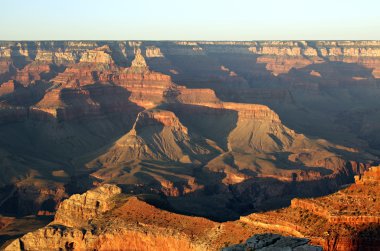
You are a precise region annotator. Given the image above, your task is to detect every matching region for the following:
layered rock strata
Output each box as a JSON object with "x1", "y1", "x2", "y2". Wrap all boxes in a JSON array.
[
  {"x1": 242, "y1": 165, "x2": 380, "y2": 250},
  {"x1": 6, "y1": 167, "x2": 379, "y2": 251},
  {"x1": 2, "y1": 185, "x2": 320, "y2": 251}
]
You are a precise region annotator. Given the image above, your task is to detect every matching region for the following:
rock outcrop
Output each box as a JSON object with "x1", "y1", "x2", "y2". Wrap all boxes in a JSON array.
[
  {"x1": 145, "y1": 46, "x2": 164, "y2": 58},
  {"x1": 78, "y1": 45, "x2": 114, "y2": 64},
  {"x1": 246, "y1": 41, "x2": 380, "y2": 77},
  {"x1": 7, "y1": 174, "x2": 378, "y2": 251},
  {"x1": 2, "y1": 185, "x2": 322, "y2": 251},
  {"x1": 0, "y1": 80, "x2": 15, "y2": 96},
  {"x1": 3, "y1": 185, "x2": 215, "y2": 251},
  {"x1": 223, "y1": 234, "x2": 322, "y2": 251},
  {"x1": 30, "y1": 46, "x2": 173, "y2": 120},
  {"x1": 54, "y1": 184, "x2": 121, "y2": 227},
  {"x1": 91, "y1": 108, "x2": 218, "y2": 164},
  {"x1": 13, "y1": 63, "x2": 52, "y2": 86},
  {"x1": 241, "y1": 164, "x2": 380, "y2": 251},
  {"x1": 87, "y1": 109, "x2": 220, "y2": 196}
]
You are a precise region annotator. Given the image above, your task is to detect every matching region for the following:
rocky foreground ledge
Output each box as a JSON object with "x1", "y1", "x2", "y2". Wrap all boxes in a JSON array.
[
  {"x1": 3, "y1": 163, "x2": 380, "y2": 251},
  {"x1": 2, "y1": 184, "x2": 322, "y2": 251},
  {"x1": 222, "y1": 233, "x2": 321, "y2": 251}
]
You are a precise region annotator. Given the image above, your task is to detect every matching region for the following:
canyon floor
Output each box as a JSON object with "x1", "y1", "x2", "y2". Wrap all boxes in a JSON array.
[{"x1": 0, "y1": 40, "x2": 380, "y2": 250}]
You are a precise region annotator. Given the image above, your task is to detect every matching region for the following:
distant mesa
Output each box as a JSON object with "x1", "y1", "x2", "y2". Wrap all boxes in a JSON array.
[
  {"x1": 79, "y1": 45, "x2": 114, "y2": 64},
  {"x1": 145, "y1": 46, "x2": 164, "y2": 58}
]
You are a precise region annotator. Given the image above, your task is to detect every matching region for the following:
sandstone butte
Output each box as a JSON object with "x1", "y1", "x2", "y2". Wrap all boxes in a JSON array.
[{"x1": 2, "y1": 165, "x2": 379, "y2": 251}]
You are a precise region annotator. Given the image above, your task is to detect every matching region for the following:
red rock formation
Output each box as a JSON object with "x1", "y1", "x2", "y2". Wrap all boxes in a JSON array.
[
  {"x1": 355, "y1": 165, "x2": 380, "y2": 185},
  {"x1": 54, "y1": 184, "x2": 121, "y2": 227},
  {"x1": 88, "y1": 109, "x2": 221, "y2": 191},
  {"x1": 174, "y1": 87, "x2": 281, "y2": 121},
  {"x1": 0, "y1": 80, "x2": 15, "y2": 96},
  {"x1": 32, "y1": 46, "x2": 174, "y2": 119},
  {"x1": 0, "y1": 216, "x2": 14, "y2": 231},
  {"x1": 4, "y1": 169, "x2": 379, "y2": 251},
  {"x1": 51, "y1": 45, "x2": 117, "y2": 87},
  {"x1": 256, "y1": 56, "x2": 315, "y2": 76},
  {"x1": 239, "y1": 164, "x2": 380, "y2": 251},
  {"x1": 13, "y1": 63, "x2": 52, "y2": 86},
  {"x1": 0, "y1": 47, "x2": 12, "y2": 73},
  {"x1": 2, "y1": 185, "x2": 321, "y2": 251},
  {"x1": 133, "y1": 109, "x2": 188, "y2": 133}
]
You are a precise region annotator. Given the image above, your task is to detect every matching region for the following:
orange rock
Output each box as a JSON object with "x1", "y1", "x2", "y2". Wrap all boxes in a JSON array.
[{"x1": 0, "y1": 80, "x2": 15, "y2": 96}]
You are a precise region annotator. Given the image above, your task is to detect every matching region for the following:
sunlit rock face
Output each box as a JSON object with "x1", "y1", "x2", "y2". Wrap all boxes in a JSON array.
[
  {"x1": 0, "y1": 41, "x2": 379, "y2": 251},
  {"x1": 0, "y1": 80, "x2": 15, "y2": 96},
  {"x1": 244, "y1": 41, "x2": 380, "y2": 77},
  {"x1": 54, "y1": 184, "x2": 122, "y2": 227},
  {"x1": 145, "y1": 46, "x2": 164, "y2": 58},
  {"x1": 3, "y1": 185, "x2": 322, "y2": 251},
  {"x1": 6, "y1": 166, "x2": 379, "y2": 251},
  {"x1": 241, "y1": 164, "x2": 380, "y2": 251}
]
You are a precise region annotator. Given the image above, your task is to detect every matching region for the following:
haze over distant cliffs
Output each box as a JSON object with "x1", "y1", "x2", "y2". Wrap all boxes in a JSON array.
[{"x1": 0, "y1": 40, "x2": 380, "y2": 250}]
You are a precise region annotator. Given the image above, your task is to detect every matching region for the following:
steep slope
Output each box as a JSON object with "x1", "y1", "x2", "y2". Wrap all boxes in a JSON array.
[
  {"x1": 242, "y1": 165, "x2": 380, "y2": 251},
  {"x1": 168, "y1": 87, "x2": 368, "y2": 185},
  {"x1": 206, "y1": 103, "x2": 361, "y2": 184},
  {"x1": 91, "y1": 109, "x2": 219, "y2": 164},
  {"x1": 86, "y1": 109, "x2": 221, "y2": 196}
]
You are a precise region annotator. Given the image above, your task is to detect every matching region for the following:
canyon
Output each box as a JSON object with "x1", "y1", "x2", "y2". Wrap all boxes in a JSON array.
[{"x1": 0, "y1": 40, "x2": 379, "y2": 250}]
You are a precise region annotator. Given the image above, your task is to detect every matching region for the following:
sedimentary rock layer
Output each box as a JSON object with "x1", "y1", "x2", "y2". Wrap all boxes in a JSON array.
[{"x1": 5, "y1": 164, "x2": 379, "y2": 251}]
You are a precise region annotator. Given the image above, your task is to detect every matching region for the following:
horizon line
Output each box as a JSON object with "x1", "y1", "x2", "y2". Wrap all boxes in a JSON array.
[{"x1": 1, "y1": 39, "x2": 380, "y2": 42}]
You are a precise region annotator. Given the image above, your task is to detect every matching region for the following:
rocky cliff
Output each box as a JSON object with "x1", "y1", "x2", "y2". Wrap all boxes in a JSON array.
[
  {"x1": 6, "y1": 167, "x2": 379, "y2": 251},
  {"x1": 2, "y1": 184, "x2": 323, "y2": 251},
  {"x1": 0, "y1": 80, "x2": 15, "y2": 96},
  {"x1": 241, "y1": 164, "x2": 380, "y2": 251},
  {"x1": 28, "y1": 47, "x2": 173, "y2": 120}
]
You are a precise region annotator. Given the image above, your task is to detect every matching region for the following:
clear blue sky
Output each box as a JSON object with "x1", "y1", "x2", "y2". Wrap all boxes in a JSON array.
[{"x1": 1, "y1": 0, "x2": 379, "y2": 40}]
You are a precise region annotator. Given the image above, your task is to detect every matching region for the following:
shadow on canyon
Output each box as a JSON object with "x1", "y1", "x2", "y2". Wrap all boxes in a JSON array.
[
  {"x1": 147, "y1": 51, "x2": 380, "y2": 152},
  {"x1": 0, "y1": 86, "x2": 372, "y2": 222},
  {"x1": 160, "y1": 168, "x2": 357, "y2": 222}
]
